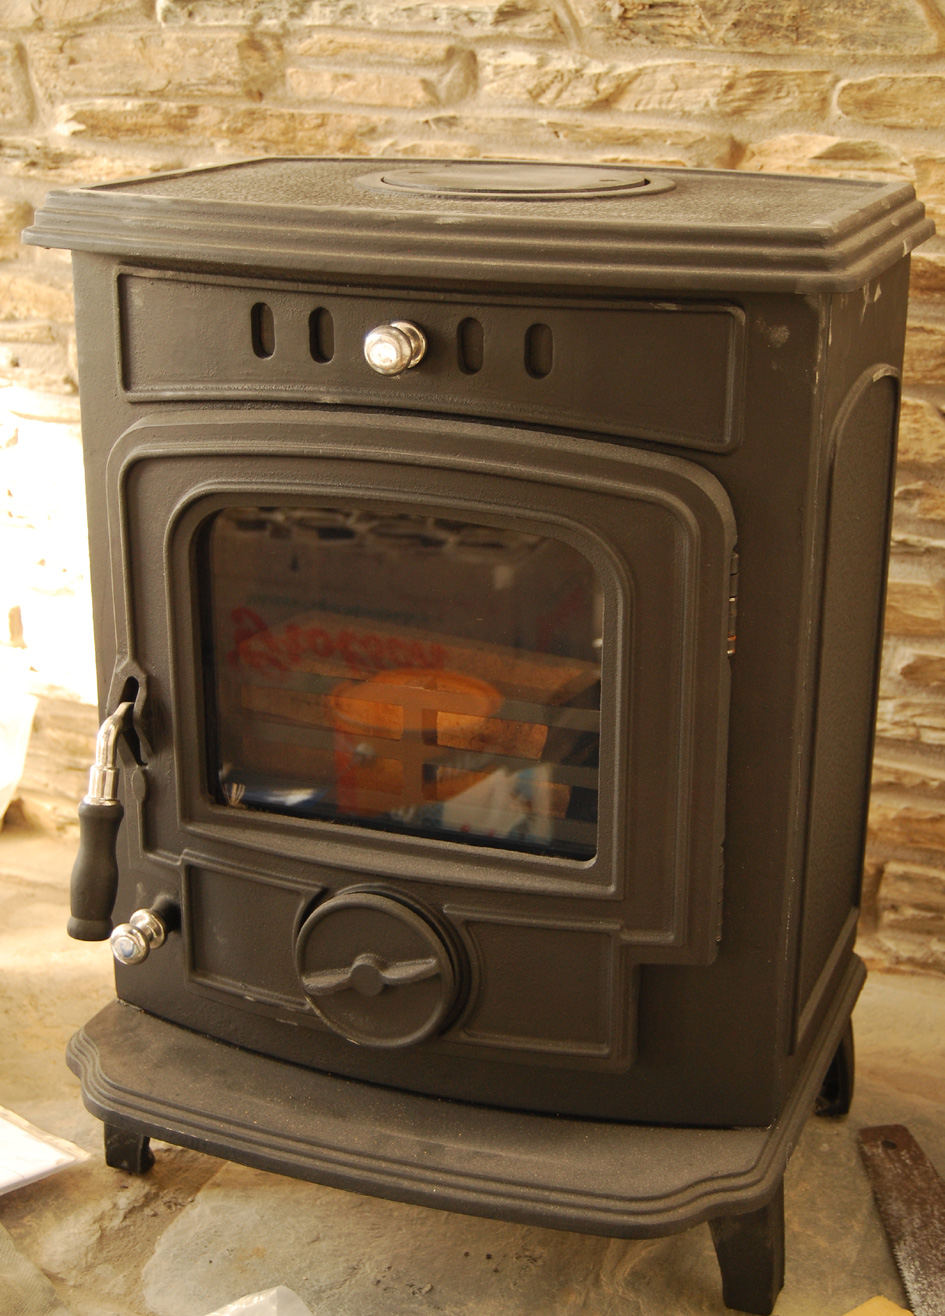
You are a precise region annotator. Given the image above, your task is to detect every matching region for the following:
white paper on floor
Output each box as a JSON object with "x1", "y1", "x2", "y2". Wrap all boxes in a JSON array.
[
  {"x1": 0, "y1": 1221, "x2": 73, "y2": 1316},
  {"x1": 0, "y1": 1106, "x2": 88, "y2": 1195},
  {"x1": 202, "y1": 1289, "x2": 314, "y2": 1316}
]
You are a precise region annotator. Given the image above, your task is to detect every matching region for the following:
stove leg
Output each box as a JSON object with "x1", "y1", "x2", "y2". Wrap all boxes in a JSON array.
[
  {"x1": 816, "y1": 1019, "x2": 855, "y2": 1117},
  {"x1": 103, "y1": 1123, "x2": 154, "y2": 1174},
  {"x1": 709, "y1": 1180, "x2": 784, "y2": 1315}
]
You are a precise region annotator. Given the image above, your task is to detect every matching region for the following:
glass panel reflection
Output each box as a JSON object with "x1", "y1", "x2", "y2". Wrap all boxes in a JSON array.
[{"x1": 203, "y1": 506, "x2": 602, "y2": 859}]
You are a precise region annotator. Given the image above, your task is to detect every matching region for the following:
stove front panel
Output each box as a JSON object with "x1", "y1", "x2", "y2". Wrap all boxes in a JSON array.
[{"x1": 102, "y1": 408, "x2": 735, "y2": 1113}]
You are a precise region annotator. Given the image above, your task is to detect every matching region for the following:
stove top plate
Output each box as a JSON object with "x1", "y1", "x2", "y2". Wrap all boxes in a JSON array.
[{"x1": 362, "y1": 162, "x2": 671, "y2": 200}]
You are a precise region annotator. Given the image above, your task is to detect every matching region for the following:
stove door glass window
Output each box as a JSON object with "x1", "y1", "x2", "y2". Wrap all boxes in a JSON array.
[{"x1": 202, "y1": 506, "x2": 602, "y2": 860}]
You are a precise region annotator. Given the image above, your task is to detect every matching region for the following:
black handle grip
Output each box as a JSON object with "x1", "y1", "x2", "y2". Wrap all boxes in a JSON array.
[{"x1": 68, "y1": 796, "x2": 124, "y2": 941}]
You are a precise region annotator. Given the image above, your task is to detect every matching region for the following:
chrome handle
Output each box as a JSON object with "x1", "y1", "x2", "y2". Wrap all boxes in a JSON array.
[
  {"x1": 110, "y1": 907, "x2": 167, "y2": 966},
  {"x1": 68, "y1": 701, "x2": 134, "y2": 941},
  {"x1": 363, "y1": 321, "x2": 426, "y2": 376},
  {"x1": 302, "y1": 951, "x2": 440, "y2": 998},
  {"x1": 87, "y1": 701, "x2": 134, "y2": 803}
]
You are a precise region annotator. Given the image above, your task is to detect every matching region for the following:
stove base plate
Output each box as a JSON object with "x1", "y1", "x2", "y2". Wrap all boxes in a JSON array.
[{"x1": 66, "y1": 954, "x2": 864, "y2": 1241}]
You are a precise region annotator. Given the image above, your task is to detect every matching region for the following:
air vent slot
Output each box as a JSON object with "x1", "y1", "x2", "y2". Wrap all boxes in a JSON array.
[
  {"x1": 309, "y1": 307, "x2": 334, "y2": 363},
  {"x1": 251, "y1": 302, "x2": 275, "y2": 359},
  {"x1": 457, "y1": 317, "x2": 483, "y2": 374},
  {"x1": 525, "y1": 323, "x2": 553, "y2": 379}
]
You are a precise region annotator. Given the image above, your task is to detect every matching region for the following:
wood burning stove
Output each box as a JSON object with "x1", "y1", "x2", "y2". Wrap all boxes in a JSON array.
[{"x1": 24, "y1": 159, "x2": 933, "y2": 1314}]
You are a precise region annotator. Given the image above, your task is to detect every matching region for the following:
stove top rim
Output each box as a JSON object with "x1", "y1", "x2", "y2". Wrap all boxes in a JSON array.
[{"x1": 22, "y1": 192, "x2": 934, "y2": 296}]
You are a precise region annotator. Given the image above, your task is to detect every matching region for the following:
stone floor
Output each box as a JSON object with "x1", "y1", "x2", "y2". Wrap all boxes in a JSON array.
[{"x1": 0, "y1": 826, "x2": 942, "y2": 1316}]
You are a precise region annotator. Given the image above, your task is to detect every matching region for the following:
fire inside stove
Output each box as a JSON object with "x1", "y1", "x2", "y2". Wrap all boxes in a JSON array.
[{"x1": 204, "y1": 506, "x2": 602, "y2": 859}]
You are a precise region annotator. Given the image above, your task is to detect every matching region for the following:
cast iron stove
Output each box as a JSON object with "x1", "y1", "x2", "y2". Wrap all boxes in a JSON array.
[{"x1": 24, "y1": 158, "x2": 934, "y2": 1314}]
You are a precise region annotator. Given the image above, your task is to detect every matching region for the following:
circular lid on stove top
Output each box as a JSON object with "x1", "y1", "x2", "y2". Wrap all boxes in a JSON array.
[{"x1": 359, "y1": 162, "x2": 674, "y2": 200}]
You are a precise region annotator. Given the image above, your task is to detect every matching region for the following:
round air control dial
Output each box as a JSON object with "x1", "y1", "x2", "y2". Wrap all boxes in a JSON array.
[
  {"x1": 364, "y1": 321, "x2": 427, "y2": 376},
  {"x1": 296, "y1": 889, "x2": 465, "y2": 1049}
]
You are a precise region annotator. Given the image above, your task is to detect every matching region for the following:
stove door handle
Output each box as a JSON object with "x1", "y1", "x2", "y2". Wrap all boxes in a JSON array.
[
  {"x1": 67, "y1": 702, "x2": 133, "y2": 941},
  {"x1": 302, "y1": 952, "x2": 440, "y2": 998}
]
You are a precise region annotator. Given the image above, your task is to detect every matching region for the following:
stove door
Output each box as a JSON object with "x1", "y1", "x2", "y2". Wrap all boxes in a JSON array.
[{"x1": 105, "y1": 409, "x2": 735, "y2": 1113}]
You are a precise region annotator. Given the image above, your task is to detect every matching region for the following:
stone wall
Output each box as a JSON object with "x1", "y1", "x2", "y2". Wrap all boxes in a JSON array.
[{"x1": 2, "y1": 0, "x2": 945, "y2": 969}]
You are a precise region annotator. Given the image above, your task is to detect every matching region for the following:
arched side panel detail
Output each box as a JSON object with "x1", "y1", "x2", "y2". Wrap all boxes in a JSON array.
[{"x1": 795, "y1": 370, "x2": 900, "y2": 1042}]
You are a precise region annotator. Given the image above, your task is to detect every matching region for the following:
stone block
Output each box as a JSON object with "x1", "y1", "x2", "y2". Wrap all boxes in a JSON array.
[
  {"x1": 614, "y1": 61, "x2": 728, "y2": 115},
  {"x1": 912, "y1": 154, "x2": 945, "y2": 225},
  {"x1": 0, "y1": 198, "x2": 32, "y2": 255},
  {"x1": 871, "y1": 753, "x2": 945, "y2": 795},
  {"x1": 288, "y1": 36, "x2": 475, "y2": 109},
  {"x1": 0, "y1": 0, "x2": 37, "y2": 27},
  {"x1": 288, "y1": 67, "x2": 442, "y2": 109},
  {"x1": 897, "y1": 397, "x2": 945, "y2": 464},
  {"x1": 0, "y1": 336, "x2": 72, "y2": 391},
  {"x1": 891, "y1": 524, "x2": 945, "y2": 554},
  {"x1": 738, "y1": 132, "x2": 906, "y2": 179},
  {"x1": 713, "y1": 67, "x2": 835, "y2": 118},
  {"x1": 568, "y1": 0, "x2": 937, "y2": 53},
  {"x1": 869, "y1": 925, "x2": 945, "y2": 973},
  {"x1": 478, "y1": 51, "x2": 632, "y2": 111},
  {"x1": 717, "y1": 0, "x2": 936, "y2": 52},
  {"x1": 868, "y1": 799, "x2": 945, "y2": 852},
  {"x1": 14, "y1": 694, "x2": 98, "y2": 835},
  {"x1": 27, "y1": 28, "x2": 285, "y2": 102},
  {"x1": 900, "y1": 651, "x2": 945, "y2": 687},
  {"x1": 904, "y1": 318, "x2": 945, "y2": 387},
  {"x1": 884, "y1": 578, "x2": 945, "y2": 636},
  {"x1": 158, "y1": 0, "x2": 563, "y2": 37},
  {"x1": 911, "y1": 250, "x2": 945, "y2": 298},
  {"x1": 131, "y1": 1158, "x2": 765, "y2": 1316},
  {"x1": 878, "y1": 860, "x2": 945, "y2": 934},
  {"x1": 295, "y1": 30, "x2": 456, "y2": 63},
  {"x1": 58, "y1": 99, "x2": 398, "y2": 155},
  {"x1": 839, "y1": 75, "x2": 945, "y2": 130},
  {"x1": 0, "y1": 38, "x2": 34, "y2": 128},
  {"x1": 586, "y1": 150, "x2": 690, "y2": 167},
  {"x1": 565, "y1": 0, "x2": 710, "y2": 46},
  {"x1": 0, "y1": 138, "x2": 173, "y2": 183},
  {"x1": 0, "y1": 320, "x2": 56, "y2": 343},
  {"x1": 895, "y1": 479, "x2": 945, "y2": 524},
  {"x1": 35, "y1": 0, "x2": 151, "y2": 23},
  {"x1": 0, "y1": 267, "x2": 74, "y2": 323},
  {"x1": 413, "y1": 111, "x2": 731, "y2": 167},
  {"x1": 859, "y1": 857, "x2": 884, "y2": 933},
  {"x1": 480, "y1": 54, "x2": 832, "y2": 119},
  {"x1": 539, "y1": 117, "x2": 732, "y2": 166},
  {"x1": 400, "y1": 113, "x2": 589, "y2": 160},
  {"x1": 384, "y1": 139, "x2": 484, "y2": 159},
  {"x1": 874, "y1": 695, "x2": 945, "y2": 743},
  {"x1": 0, "y1": 324, "x2": 68, "y2": 384},
  {"x1": 615, "y1": 63, "x2": 834, "y2": 118}
]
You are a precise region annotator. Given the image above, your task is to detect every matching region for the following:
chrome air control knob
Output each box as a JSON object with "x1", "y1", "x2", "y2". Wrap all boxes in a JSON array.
[
  {"x1": 110, "y1": 907, "x2": 167, "y2": 966},
  {"x1": 364, "y1": 321, "x2": 426, "y2": 376}
]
